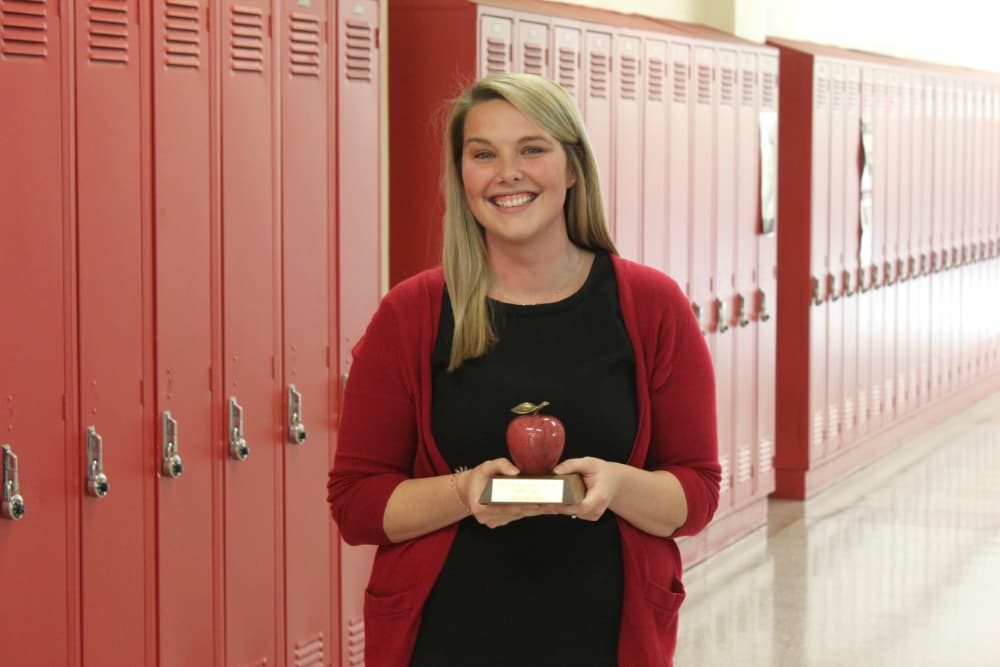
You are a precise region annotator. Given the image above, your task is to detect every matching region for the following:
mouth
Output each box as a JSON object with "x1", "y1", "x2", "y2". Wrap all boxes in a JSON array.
[{"x1": 489, "y1": 192, "x2": 538, "y2": 209}]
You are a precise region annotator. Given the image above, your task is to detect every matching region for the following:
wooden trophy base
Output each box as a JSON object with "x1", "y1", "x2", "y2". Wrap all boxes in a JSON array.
[{"x1": 478, "y1": 473, "x2": 585, "y2": 505}]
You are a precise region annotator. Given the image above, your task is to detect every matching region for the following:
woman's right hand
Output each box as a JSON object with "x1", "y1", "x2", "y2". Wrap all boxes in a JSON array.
[{"x1": 458, "y1": 458, "x2": 549, "y2": 529}]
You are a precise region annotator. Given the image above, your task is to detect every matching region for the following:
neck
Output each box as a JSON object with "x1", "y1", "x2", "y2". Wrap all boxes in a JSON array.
[{"x1": 488, "y1": 241, "x2": 590, "y2": 305}]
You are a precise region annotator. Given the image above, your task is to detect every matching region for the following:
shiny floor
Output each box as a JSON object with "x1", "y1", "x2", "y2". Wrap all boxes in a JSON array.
[{"x1": 675, "y1": 391, "x2": 1000, "y2": 667}]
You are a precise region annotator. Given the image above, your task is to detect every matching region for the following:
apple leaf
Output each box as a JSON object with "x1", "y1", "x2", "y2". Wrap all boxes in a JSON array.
[{"x1": 510, "y1": 400, "x2": 550, "y2": 415}]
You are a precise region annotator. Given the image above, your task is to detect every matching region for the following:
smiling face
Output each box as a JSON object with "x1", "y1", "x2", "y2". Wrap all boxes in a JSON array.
[{"x1": 460, "y1": 99, "x2": 577, "y2": 251}]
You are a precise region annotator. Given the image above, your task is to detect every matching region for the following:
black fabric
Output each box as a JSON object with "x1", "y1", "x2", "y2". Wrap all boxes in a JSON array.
[{"x1": 411, "y1": 252, "x2": 637, "y2": 666}]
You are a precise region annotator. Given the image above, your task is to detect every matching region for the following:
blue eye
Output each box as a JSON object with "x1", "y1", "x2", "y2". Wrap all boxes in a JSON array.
[
  {"x1": 472, "y1": 150, "x2": 494, "y2": 159},
  {"x1": 522, "y1": 146, "x2": 545, "y2": 155}
]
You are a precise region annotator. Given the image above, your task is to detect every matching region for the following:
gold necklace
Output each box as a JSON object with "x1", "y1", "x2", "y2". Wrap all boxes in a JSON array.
[{"x1": 491, "y1": 252, "x2": 584, "y2": 306}]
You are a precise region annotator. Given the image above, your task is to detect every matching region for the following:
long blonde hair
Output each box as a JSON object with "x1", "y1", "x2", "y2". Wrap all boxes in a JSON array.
[{"x1": 442, "y1": 73, "x2": 617, "y2": 371}]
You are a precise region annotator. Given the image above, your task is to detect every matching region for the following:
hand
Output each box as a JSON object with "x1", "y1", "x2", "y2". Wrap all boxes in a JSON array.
[
  {"x1": 458, "y1": 458, "x2": 551, "y2": 529},
  {"x1": 549, "y1": 457, "x2": 627, "y2": 522}
]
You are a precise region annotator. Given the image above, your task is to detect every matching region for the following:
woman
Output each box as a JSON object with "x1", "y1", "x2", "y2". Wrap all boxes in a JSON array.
[{"x1": 327, "y1": 73, "x2": 720, "y2": 666}]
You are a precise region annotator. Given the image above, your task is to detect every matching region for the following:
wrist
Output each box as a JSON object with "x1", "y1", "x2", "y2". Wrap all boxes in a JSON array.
[{"x1": 450, "y1": 467, "x2": 471, "y2": 515}]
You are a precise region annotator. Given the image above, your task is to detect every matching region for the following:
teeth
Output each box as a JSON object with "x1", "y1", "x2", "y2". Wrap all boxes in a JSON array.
[{"x1": 492, "y1": 193, "x2": 536, "y2": 208}]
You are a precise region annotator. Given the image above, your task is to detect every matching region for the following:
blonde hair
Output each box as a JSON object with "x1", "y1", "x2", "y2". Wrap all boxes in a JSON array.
[{"x1": 442, "y1": 73, "x2": 617, "y2": 371}]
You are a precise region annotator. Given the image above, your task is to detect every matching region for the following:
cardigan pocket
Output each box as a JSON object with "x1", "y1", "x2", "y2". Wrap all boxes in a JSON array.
[
  {"x1": 364, "y1": 587, "x2": 414, "y2": 618},
  {"x1": 643, "y1": 575, "x2": 686, "y2": 617}
]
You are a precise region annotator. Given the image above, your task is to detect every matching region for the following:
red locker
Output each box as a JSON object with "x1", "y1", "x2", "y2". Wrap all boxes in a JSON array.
[
  {"x1": 953, "y1": 82, "x2": 968, "y2": 388},
  {"x1": 808, "y1": 60, "x2": 830, "y2": 463},
  {"x1": 219, "y1": 0, "x2": 281, "y2": 663},
  {"x1": 74, "y1": 1, "x2": 151, "y2": 664},
  {"x1": 942, "y1": 82, "x2": 958, "y2": 395},
  {"x1": 840, "y1": 63, "x2": 862, "y2": 444},
  {"x1": 914, "y1": 75, "x2": 934, "y2": 408},
  {"x1": 929, "y1": 76, "x2": 947, "y2": 402},
  {"x1": 612, "y1": 31, "x2": 643, "y2": 261},
  {"x1": 337, "y1": 1, "x2": 382, "y2": 663},
  {"x1": 282, "y1": 0, "x2": 336, "y2": 665},
  {"x1": 869, "y1": 67, "x2": 888, "y2": 429},
  {"x1": 0, "y1": 6, "x2": 76, "y2": 664},
  {"x1": 583, "y1": 28, "x2": 614, "y2": 226},
  {"x1": 552, "y1": 21, "x2": 582, "y2": 106},
  {"x1": 516, "y1": 15, "x2": 548, "y2": 77},
  {"x1": 856, "y1": 67, "x2": 875, "y2": 438},
  {"x1": 641, "y1": 38, "x2": 668, "y2": 272},
  {"x1": 896, "y1": 71, "x2": 914, "y2": 417},
  {"x1": 151, "y1": 1, "x2": 216, "y2": 665},
  {"x1": 825, "y1": 61, "x2": 846, "y2": 454},
  {"x1": 480, "y1": 10, "x2": 513, "y2": 77},
  {"x1": 882, "y1": 69, "x2": 900, "y2": 423},
  {"x1": 667, "y1": 41, "x2": 692, "y2": 287}
]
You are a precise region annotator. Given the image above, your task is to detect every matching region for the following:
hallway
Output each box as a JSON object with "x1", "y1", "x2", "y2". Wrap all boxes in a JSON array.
[{"x1": 675, "y1": 391, "x2": 1000, "y2": 666}]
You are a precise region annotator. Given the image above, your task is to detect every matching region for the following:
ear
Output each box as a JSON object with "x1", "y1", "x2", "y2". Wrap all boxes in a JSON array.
[{"x1": 566, "y1": 166, "x2": 577, "y2": 188}]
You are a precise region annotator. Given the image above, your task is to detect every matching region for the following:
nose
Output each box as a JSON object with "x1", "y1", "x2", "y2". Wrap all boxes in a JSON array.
[{"x1": 496, "y1": 153, "x2": 522, "y2": 183}]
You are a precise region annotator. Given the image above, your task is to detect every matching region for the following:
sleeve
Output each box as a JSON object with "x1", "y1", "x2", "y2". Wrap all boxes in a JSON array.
[
  {"x1": 644, "y1": 280, "x2": 722, "y2": 538},
  {"x1": 326, "y1": 297, "x2": 419, "y2": 546}
]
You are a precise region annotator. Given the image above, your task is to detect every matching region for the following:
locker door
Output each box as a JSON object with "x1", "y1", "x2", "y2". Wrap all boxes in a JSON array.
[
  {"x1": 841, "y1": 64, "x2": 861, "y2": 445},
  {"x1": 667, "y1": 41, "x2": 692, "y2": 287},
  {"x1": 929, "y1": 77, "x2": 947, "y2": 402},
  {"x1": 714, "y1": 48, "x2": 742, "y2": 506},
  {"x1": 516, "y1": 16, "x2": 548, "y2": 77},
  {"x1": 74, "y1": 2, "x2": 149, "y2": 664},
  {"x1": 337, "y1": 1, "x2": 381, "y2": 664},
  {"x1": 972, "y1": 84, "x2": 988, "y2": 378},
  {"x1": 552, "y1": 22, "x2": 581, "y2": 106},
  {"x1": 869, "y1": 68, "x2": 888, "y2": 428},
  {"x1": 825, "y1": 62, "x2": 845, "y2": 453},
  {"x1": 613, "y1": 33, "x2": 642, "y2": 261},
  {"x1": 479, "y1": 12, "x2": 511, "y2": 77},
  {"x1": 641, "y1": 38, "x2": 668, "y2": 273},
  {"x1": 856, "y1": 68, "x2": 875, "y2": 436},
  {"x1": 882, "y1": 70, "x2": 900, "y2": 422},
  {"x1": 282, "y1": 1, "x2": 335, "y2": 665},
  {"x1": 808, "y1": 61, "x2": 831, "y2": 463},
  {"x1": 151, "y1": 1, "x2": 216, "y2": 665},
  {"x1": 942, "y1": 82, "x2": 957, "y2": 396},
  {"x1": 583, "y1": 29, "x2": 613, "y2": 227},
  {"x1": 951, "y1": 83, "x2": 966, "y2": 390},
  {"x1": 915, "y1": 75, "x2": 934, "y2": 406},
  {"x1": 0, "y1": 6, "x2": 75, "y2": 665},
  {"x1": 755, "y1": 54, "x2": 778, "y2": 496},
  {"x1": 220, "y1": 1, "x2": 280, "y2": 664},
  {"x1": 895, "y1": 73, "x2": 913, "y2": 417}
]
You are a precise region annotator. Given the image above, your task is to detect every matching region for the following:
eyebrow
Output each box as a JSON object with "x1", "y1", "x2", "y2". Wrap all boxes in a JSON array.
[{"x1": 463, "y1": 135, "x2": 554, "y2": 147}]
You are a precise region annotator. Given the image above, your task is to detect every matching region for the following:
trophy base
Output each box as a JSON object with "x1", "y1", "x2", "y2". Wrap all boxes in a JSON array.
[{"x1": 478, "y1": 473, "x2": 585, "y2": 505}]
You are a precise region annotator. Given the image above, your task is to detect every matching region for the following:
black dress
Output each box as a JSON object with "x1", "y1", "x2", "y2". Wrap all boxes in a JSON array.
[{"x1": 410, "y1": 253, "x2": 638, "y2": 667}]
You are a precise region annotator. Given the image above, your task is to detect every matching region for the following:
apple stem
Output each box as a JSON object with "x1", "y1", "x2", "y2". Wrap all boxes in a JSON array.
[{"x1": 532, "y1": 401, "x2": 550, "y2": 415}]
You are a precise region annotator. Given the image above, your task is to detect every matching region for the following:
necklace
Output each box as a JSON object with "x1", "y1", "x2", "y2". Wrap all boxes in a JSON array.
[{"x1": 490, "y1": 251, "x2": 585, "y2": 306}]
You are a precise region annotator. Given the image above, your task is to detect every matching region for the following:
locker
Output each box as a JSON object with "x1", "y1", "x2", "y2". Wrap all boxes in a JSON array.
[
  {"x1": 0, "y1": 5, "x2": 76, "y2": 664},
  {"x1": 914, "y1": 76, "x2": 934, "y2": 408},
  {"x1": 480, "y1": 11, "x2": 513, "y2": 77},
  {"x1": 896, "y1": 72, "x2": 913, "y2": 417},
  {"x1": 612, "y1": 32, "x2": 643, "y2": 261},
  {"x1": 74, "y1": 1, "x2": 151, "y2": 664},
  {"x1": 219, "y1": 0, "x2": 281, "y2": 663},
  {"x1": 641, "y1": 38, "x2": 668, "y2": 272},
  {"x1": 840, "y1": 63, "x2": 862, "y2": 444},
  {"x1": 552, "y1": 22, "x2": 582, "y2": 105},
  {"x1": 808, "y1": 61, "x2": 831, "y2": 463},
  {"x1": 731, "y1": 49, "x2": 758, "y2": 507},
  {"x1": 868, "y1": 67, "x2": 888, "y2": 428},
  {"x1": 337, "y1": 1, "x2": 382, "y2": 663},
  {"x1": 929, "y1": 77, "x2": 947, "y2": 402},
  {"x1": 151, "y1": 1, "x2": 216, "y2": 665},
  {"x1": 953, "y1": 82, "x2": 969, "y2": 388},
  {"x1": 516, "y1": 16, "x2": 548, "y2": 77},
  {"x1": 583, "y1": 29, "x2": 613, "y2": 226},
  {"x1": 282, "y1": 0, "x2": 336, "y2": 665},
  {"x1": 942, "y1": 82, "x2": 958, "y2": 395},
  {"x1": 825, "y1": 61, "x2": 846, "y2": 453},
  {"x1": 856, "y1": 67, "x2": 875, "y2": 437},
  {"x1": 755, "y1": 54, "x2": 778, "y2": 497},
  {"x1": 882, "y1": 70, "x2": 900, "y2": 422},
  {"x1": 667, "y1": 41, "x2": 692, "y2": 286}
]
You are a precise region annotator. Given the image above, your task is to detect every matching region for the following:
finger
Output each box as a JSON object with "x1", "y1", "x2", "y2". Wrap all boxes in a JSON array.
[{"x1": 551, "y1": 457, "x2": 592, "y2": 476}]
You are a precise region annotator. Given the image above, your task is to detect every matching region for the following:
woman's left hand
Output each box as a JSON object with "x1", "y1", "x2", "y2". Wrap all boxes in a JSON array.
[{"x1": 547, "y1": 457, "x2": 627, "y2": 521}]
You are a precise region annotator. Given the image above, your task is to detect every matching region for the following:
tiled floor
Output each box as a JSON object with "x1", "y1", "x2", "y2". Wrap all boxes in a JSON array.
[{"x1": 675, "y1": 392, "x2": 1000, "y2": 667}]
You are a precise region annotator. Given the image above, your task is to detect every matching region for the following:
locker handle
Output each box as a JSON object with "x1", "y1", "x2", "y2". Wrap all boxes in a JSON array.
[
  {"x1": 907, "y1": 256, "x2": 916, "y2": 279},
  {"x1": 287, "y1": 384, "x2": 307, "y2": 445},
  {"x1": 736, "y1": 293, "x2": 750, "y2": 327},
  {"x1": 842, "y1": 269, "x2": 854, "y2": 297},
  {"x1": 858, "y1": 267, "x2": 870, "y2": 294},
  {"x1": 811, "y1": 277, "x2": 823, "y2": 306},
  {"x1": 883, "y1": 261, "x2": 895, "y2": 286},
  {"x1": 86, "y1": 427, "x2": 110, "y2": 498},
  {"x1": 691, "y1": 301, "x2": 706, "y2": 336},
  {"x1": 714, "y1": 298, "x2": 729, "y2": 333},
  {"x1": 756, "y1": 288, "x2": 771, "y2": 322},
  {"x1": 989, "y1": 241, "x2": 996, "y2": 259},
  {"x1": 827, "y1": 273, "x2": 839, "y2": 302},
  {"x1": 897, "y1": 258, "x2": 908, "y2": 283},
  {"x1": 919, "y1": 253, "x2": 928, "y2": 276},
  {"x1": 228, "y1": 397, "x2": 250, "y2": 462},
  {"x1": 161, "y1": 411, "x2": 183, "y2": 479},
  {"x1": 2, "y1": 444, "x2": 26, "y2": 520}
]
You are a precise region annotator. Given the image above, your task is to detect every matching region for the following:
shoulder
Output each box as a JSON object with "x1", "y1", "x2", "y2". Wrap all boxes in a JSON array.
[
  {"x1": 376, "y1": 266, "x2": 445, "y2": 320},
  {"x1": 609, "y1": 255, "x2": 688, "y2": 310}
]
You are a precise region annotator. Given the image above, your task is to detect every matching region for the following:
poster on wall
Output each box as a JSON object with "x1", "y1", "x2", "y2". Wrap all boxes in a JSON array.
[{"x1": 758, "y1": 110, "x2": 778, "y2": 236}]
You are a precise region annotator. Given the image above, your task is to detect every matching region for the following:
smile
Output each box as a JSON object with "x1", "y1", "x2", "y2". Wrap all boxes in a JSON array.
[{"x1": 490, "y1": 192, "x2": 538, "y2": 208}]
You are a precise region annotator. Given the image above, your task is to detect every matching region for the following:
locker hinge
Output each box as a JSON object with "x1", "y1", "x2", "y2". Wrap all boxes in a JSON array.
[
  {"x1": 139, "y1": 379, "x2": 144, "y2": 406},
  {"x1": 269, "y1": 14, "x2": 273, "y2": 38},
  {"x1": 374, "y1": 27, "x2": 380, "y2": 49},
  {"x1": 63, "y1": 394, "x2": 68, "y2": 421},
  {"x1": 271, "y1": 355, "x2": 276, "y2": 379},
  {"x1": 324, "y1": 20, "x2": 329, "y2": 43},
  {"x1": 208, "y1": 366, "x2": 213, "y2": 390},
  {"x1": 206, "y1": 6, "x2": 210, "y2": 32},
  {"x1": 326, "y1": 345, "x2": 331, "y2": 368},
  {"x1": 135, "y1": 0, "x2": 141, "y2": 26}
]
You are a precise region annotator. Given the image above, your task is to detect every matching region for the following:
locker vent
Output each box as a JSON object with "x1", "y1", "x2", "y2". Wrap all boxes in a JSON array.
[
  {"x1": 848, "y1": 78, "x2": 859, "y2": 110},
  {"x1": 874, "y1": 80, "x2": 886, "y2": 112},
  {"x1": 289, "y1": 12, "x2": 320, "y2": 77},
  {"x1": 810, "y1": 410, "x2": 824, "y2": 448},
  {"x1": 901, "y1": 82, "x2": 911, "y2": 115},
  {"x1": 588, "y1": 50, "x2": 608, "y2": 99},
  {"x1": 736, "y1": 446, "x2": 752, "y2": 484},
  {"x1": 858, "y1": 390, "x2": 868, "y2": 423},
  {"x1": 647, "y1": 57, "x2": 663, "y2": 102},
  {"x1": 758, "y1": 438, "x2": 773, "y2": 473},
  {"x1": 230, "y1": 5, "x2": 264, "y2": 73},
  {"x1": 164, "y1": 0, "x2": 200, "y2": 69},
  {"x1": 0, "y1": 0, "x2": 47, "y2": 59},
  {"x1": 346, "y1": 617, "x2": 365, "y2": 666},
  {"x1": 740, "y1": 69, "x2": 754, "y2": 107},
  {"x1": 832, "y1": 77, "x2": 844, "y2": 110},
  {"x1": 862, "y1": 80, "x2": 873, "y2": 113},
  {"x1": 557, "y1": 46, "x2": 577, "y2": 95},
  {"x1": 888, "y1": 80, "x2": 899, "y2": 109},
  {"x1": 485, "y1": 37, "x2": 507, "y2": 74},
  {"x1": 827, "y1": 405, "x2": 839, "y2": 439},
  {"x1": 696, "y1": 63, "x2": 711, "y2": 105},
  {"x1": 761, "y1": 71, "x2": 776, "y2": 109},
  {"x1": 719, "y1": 456, "x2": 731, "y2": 495},
  {"x1": 87, "y1": 0, "x2": 129, "y2": 65},
  {"x1": 293, "y1": 632, "x2": 324, "y2": 667},
  {"x1": 522, "y1": 41, "x2": 543, "y2": 75},
  {"x1": 671, "y1": 60, "x2": 688, "y2": 104},
  {"x1": 720, "y1": 66, "x2": 734, "y2": 106},
  {"x1": 619, "y1": 53, "x2": 637, "y2": 100},
  {"x1": 815, "y1": 77, "x2": 829, "y2": 109},
  {"x1": 844, "y1": 397, "x2": 855, "y2": 430},
  {"x1": 344, "y1": 19, "x2": 372, "y2": 81}
]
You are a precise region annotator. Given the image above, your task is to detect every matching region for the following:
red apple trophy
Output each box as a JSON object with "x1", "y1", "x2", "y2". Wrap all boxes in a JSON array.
[{"x1": 478, "y1": 401, "x2": 586, "y2": 505}]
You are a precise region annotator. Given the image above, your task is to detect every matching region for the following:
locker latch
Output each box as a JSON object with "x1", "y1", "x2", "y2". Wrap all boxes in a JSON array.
[
  {"x1": 1, "y1": 444, "x2": 26, "y2": 521},
  {"x1": 756, "y1": 289, "x2": 771, "y2": 323},
  {"x1": 229, "y1": 397, "x2": 250, "y2": 461},
  {"x1": 691, "y1": 301, "x2": 706, "y2": 336},
  {"x1": 736, "y1": 293, "x2": 750, "y2": 327},
  {"x1": 86, "y1": 427, "x2": 110, "y2": 498},
  {"x1": 287, "y1": 384, "x2": 307, "y2": 445},
  {"x1": 161, "y1": 411, "x2": 184, "y2": 479},
  {"x1": 919, "y1": 254, "x2": 928, "y2": 276},
  {"x1": 827, "y1": 273, "x2": 839, "y2": 302},
  {"x1": 811, "y1": 277, "x2": 823, "y2": 306},
  {"x1": 897, "y1": 258, "x2": 908, "y2": 283},
  {"x1": 842, "y1": 269, "x2": 854, "y2": 298},
  {"x1": 714, "y1": 298, "x2": 729, "y2": 333}
]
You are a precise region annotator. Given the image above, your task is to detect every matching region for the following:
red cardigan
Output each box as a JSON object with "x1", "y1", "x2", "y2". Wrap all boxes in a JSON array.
[{"x1": 328, "y1": 255, "x2": 721, "y2": 666}]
